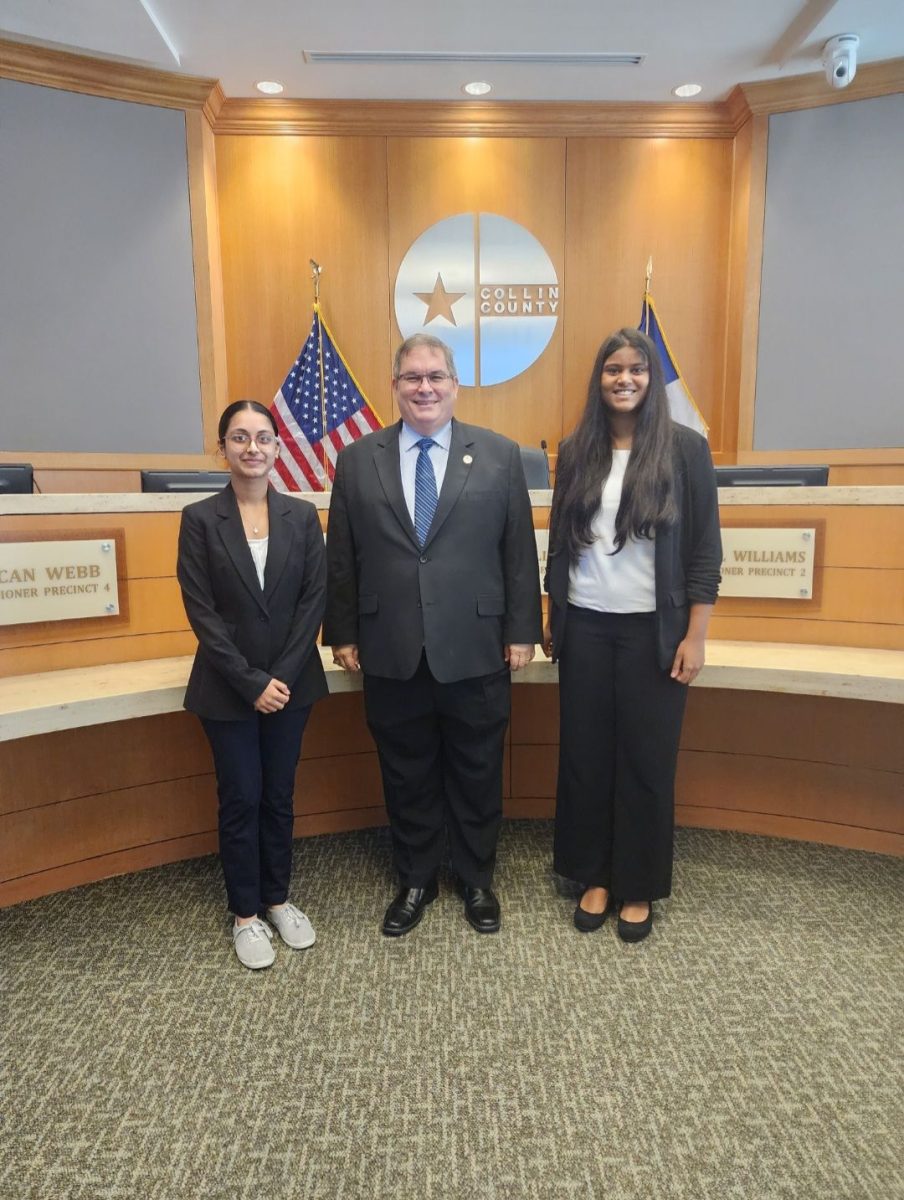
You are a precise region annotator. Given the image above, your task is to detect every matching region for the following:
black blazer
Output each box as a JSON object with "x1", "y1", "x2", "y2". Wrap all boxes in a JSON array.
[
  {"x1": 323, "y1": 419, "x2": 542, "y2": 683},
  {"x1": 177, "y1": 484, "x2": 328, "y2": 720},
  {"x1": 545, "y1": 423, "x2": 722, "y2": 672}
]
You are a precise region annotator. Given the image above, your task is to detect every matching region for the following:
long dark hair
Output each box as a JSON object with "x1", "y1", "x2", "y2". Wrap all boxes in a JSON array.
[
  {"x1": 217, "y1": 400, "x2": 278, "y2": 443},
  {"x1": 551, "y1": 328, "x2": 677, "y2": 561}
]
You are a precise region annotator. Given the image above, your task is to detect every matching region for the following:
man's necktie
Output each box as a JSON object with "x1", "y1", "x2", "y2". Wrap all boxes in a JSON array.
[{"x1": 414, "y1": 437, "x2": 438, "y2": 546}]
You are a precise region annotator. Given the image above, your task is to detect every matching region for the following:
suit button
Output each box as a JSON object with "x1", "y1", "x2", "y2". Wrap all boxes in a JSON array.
[
  {"x1": 258, "y1": 614, "x2": 268, "y2": 622},
  {"x1": 419, "y1": 554, "x2": 429, "y2": 564}
]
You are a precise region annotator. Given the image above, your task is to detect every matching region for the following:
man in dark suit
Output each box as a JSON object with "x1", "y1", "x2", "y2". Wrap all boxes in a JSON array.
[{"x1": 324, "y1": 334, "x2": 541, "y2": 936}]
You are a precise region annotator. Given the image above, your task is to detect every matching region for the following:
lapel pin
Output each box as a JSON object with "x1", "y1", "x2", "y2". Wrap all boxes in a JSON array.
[{"x1": 463, "y1": 454, "x2": 473, "y2": 465}]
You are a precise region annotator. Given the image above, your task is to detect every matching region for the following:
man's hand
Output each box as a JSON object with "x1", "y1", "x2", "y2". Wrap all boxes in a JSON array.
[
  {"x1": 332, "y1": 644, "x2": 361, "y2": 673},
  {"x1": 254, "y1": 678, "x2": 291, "y2": 713},
  {"x1": 541, "y1": 621, "x2": 554, "y2": 659},
  {"x1": 505, "y1": 643, "x2": 535, "y2": 672}
]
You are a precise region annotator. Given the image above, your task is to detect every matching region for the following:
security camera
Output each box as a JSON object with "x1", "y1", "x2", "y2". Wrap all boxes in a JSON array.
[{"x1": 822, "y1": 34, "x2": 859, "y2": 89}]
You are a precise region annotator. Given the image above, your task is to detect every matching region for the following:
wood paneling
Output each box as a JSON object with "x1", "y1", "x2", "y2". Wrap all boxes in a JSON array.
[
  {"x1": 563, "y1": 137, "x2": 734, "y2": 450},
  {"x1": 215, "y1": 135, "x2": 392, "y2": 421},
  {"x1": 387, "y1": 137, "x2": 566, "y2": 448}
]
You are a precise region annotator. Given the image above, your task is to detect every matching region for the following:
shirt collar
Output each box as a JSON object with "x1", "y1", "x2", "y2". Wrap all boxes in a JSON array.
[{"x1": 400, "y1": 420, "x2": 452, "y2": 452}]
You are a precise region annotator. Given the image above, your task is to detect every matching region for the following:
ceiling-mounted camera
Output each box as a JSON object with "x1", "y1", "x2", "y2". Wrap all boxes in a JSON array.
[{"x1": 822, "y1": 34, "x2": 859, "y2": 89}]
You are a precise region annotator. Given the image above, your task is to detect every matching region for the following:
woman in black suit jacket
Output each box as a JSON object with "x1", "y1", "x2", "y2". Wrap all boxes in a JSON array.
[
  {"x1": 177, "y1": 401, "x2": 327, "y2": 970},
  {"x1": 543, "y1": 329, "x2": 721, "y2": 942}
]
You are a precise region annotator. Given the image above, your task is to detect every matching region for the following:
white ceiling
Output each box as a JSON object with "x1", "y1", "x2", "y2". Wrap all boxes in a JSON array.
[{"x1": 2, "y1": 0, "x2": 903, "y2": 102}]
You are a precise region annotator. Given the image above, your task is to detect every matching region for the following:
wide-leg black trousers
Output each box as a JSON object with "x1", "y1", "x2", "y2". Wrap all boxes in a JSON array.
[
  {"x1": 553, "y1": 607, "x2": 688, "y2": 901},
  {"x1": 364, "y1": 654, "x2": 511, "y2": 889}
]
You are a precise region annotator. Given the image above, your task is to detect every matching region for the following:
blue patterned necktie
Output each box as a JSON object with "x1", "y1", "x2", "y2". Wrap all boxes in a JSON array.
[{"x1": 414, "y1": 437, "x2": 438, "y2": 546}]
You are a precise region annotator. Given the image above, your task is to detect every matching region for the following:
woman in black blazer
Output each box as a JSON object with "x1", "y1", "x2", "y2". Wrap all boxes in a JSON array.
[
  {"x1": 543, "y1": 329, "x2": 721, "y2": 942},
  {"x1": 177, "y1": 401, "x2": 327, "y2": 969}
]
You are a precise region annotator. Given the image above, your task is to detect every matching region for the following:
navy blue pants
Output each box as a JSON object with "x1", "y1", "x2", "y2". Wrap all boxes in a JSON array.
[{"x1": 201, "y1": 705, "x2": 311, "y2": 918}]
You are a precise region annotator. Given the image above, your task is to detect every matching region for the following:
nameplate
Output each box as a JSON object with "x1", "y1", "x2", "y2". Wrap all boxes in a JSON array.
[
  {"x1": 0, "y1": 538, "x2": 120, "y2": 626},
  {"x1": 720, "y1": 528, "x2": 816, "y2": 599}
]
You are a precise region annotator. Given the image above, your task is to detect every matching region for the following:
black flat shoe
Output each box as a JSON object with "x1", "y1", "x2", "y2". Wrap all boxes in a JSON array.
[
  {"x1": 573, "y1": 891, "x2": 614, "y2": 933},
  {"x1": 460, "y1": 885, "x2": 501, "y2": 934},
  {"x1": 617, "y1": 901, "x2": 654, "y2": 943},
  {"x1": 382, "y1": 880, "x2": 438, "y2": 937}
]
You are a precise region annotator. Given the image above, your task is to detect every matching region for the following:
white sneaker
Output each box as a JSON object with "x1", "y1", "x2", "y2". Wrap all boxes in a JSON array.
[
  {"x1": 266, "y1": 902, "x2": 316, "y2": 949},
  {"x1": 233, "y1": 918, "x2": 275, "y2": 969}
]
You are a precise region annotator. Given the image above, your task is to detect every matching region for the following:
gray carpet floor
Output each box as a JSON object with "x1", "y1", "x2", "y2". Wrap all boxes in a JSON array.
[{"x1": 1, "y1": 822, "x2": 902, "y2": 1200}]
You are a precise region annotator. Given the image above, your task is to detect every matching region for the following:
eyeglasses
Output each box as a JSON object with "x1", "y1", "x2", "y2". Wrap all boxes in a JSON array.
[
  {"x1": 396, "y1": 371, "x2": 454, "y2": 387},
  {"x1": 224, "y1": 432, "x2": 277, "y2": 448}
]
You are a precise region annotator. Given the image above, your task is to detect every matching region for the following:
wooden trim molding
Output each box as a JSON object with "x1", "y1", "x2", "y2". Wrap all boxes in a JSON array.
[
  {"x1": 736, "y1": 449, "x2": 904, "y2": 466},
  {"x1": 0, "y1": 452, "x2": 221, "y2": 472},
  {"x1": 212, "y1": 97, "x2": 740, "y2": 138},
  {"x1": 185, "y1": 111, "x2": 229, "y2": 453},
  {"x1": 0, "y1": 37, "x2": 220, "y2": 111},
  {"x1": 735, "y1": 115, "x2": 769, "y2": 451},
  {"x1": 737, "y1": 56, "x2": 904, "y2": 115}
]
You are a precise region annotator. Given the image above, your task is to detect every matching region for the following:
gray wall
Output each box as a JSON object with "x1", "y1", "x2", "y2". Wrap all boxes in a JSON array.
[
  {"x1": 755, "y1": 94, "x2": 904, "y2": 450},
  {"x1": 0, "y1": 80, "x2": 203, "y2": 454}
]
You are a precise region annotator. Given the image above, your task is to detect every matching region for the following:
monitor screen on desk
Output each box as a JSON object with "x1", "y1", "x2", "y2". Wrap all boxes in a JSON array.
[
  {"x1": 0, "y1": 464, "x2": 34, "y2": 494},
  {"x1": 140, "y1": 470, "x2": 231, "y2": 493},
  {"x1": 714, "y1": 465, "x2": 829, "y2": 488}
]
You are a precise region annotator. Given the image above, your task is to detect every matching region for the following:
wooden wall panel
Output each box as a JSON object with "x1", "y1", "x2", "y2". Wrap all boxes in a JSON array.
[
  {"x1": 563, "y1": 137, "x2": 734, "y2": 451},
  {"x1": 215, "y1": 135, "x2": 392, "y2": 421},
  {"x1": 386, "y1": 137, "x2": 566, "y2": 449}
]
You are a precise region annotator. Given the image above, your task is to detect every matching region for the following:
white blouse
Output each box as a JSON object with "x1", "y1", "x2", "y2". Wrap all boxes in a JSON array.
[
  {"x1": 567, "y1": 449, "x2": 656, "y2": 613},
  {"x1": 247, "y1": 536, "x2": 269, "y2": 590}
]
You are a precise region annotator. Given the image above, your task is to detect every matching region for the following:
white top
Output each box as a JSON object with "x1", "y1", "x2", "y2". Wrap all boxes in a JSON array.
[
  {"x1": 399, "y1": 420, "x2": 451, "y2": 525},
  {"x1": 247, "y1": 536, "x2": 269, "y2": 589},
  {"x1": 567, "y1": 449, "x2": 656, "y2": 613}
]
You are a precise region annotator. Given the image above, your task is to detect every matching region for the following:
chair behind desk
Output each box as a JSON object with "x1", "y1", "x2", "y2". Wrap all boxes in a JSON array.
[{"x1": 519, "y1": 446, "x2": 550, "y2": 489}]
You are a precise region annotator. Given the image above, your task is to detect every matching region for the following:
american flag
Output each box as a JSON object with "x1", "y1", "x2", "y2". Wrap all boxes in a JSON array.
[{"x1": 270, "y1": 306, "x2": 382, "y2": 492}]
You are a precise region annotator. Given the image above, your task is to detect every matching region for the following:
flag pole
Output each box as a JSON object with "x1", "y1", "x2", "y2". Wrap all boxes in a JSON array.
[
  {"x1": 643, "y1": 257, "x2": 653, "y2": 334},
  {"x1": 310, "y1": 259, "x2": 330, "y2": 491}
]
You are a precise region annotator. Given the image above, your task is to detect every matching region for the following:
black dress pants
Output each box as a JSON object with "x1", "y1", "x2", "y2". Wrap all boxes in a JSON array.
[
  {"x1": 553, "y1": 607, "x2": 688, "y2": 901},
  {"x1": 364, "y1": 654, "x2": 511, "y2": 888},
  {"x1": 201, "y1": 705, "x2": 311, "y2": 918}
]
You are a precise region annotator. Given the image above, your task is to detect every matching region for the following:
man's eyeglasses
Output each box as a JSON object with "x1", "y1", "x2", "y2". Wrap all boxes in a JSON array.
[
  {"x1": 396, "y1": 371, "x2": 454, "y2": 387},
  {"x1": 224, "y1": 432, "x2": 277, "y2": 448}
]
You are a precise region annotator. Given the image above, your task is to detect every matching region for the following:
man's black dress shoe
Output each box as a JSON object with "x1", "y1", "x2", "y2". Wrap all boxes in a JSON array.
[
  {"x1": 460, "y1": 885, "x2": 501, "y2": 934},
  {"x1": 617, "y1": 901, "x2": 654, "y2": 943},
  {"x1": 381, "y1": 880, "x2": 438, "y2": 937}
]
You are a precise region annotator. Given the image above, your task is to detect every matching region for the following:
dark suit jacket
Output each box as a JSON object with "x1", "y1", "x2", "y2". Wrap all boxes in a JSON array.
[
  {"x1": 323, "y1": 419, "x2": 542, "y2": 683},
  {"x1": 545, "y1": 423, "x2": 722, "y2": 672},
  {"x1": 177, "y1": 484, "x2": 328, "y2": 720}
]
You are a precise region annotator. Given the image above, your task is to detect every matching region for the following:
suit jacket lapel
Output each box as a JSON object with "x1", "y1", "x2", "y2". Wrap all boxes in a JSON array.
[
  {"x1": 263, "y1": 489, "x2": 294, "y2": 601},
  {"x1": 215, "y1": 485, "x2": 269, "y2": 614},
  {"x1": 424, "y1": 419, "x2": 474, "y2": 548},
  {"x1": 373, "y1": 422, "x2": 419, "y2": 549}
]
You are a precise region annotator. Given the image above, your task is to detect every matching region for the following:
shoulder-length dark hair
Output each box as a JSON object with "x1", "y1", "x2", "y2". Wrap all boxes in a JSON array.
[
  {"x1": 217, "y1": 400, "x2": 278, "y2": 443},
  {"x1": 551, "y1": 328, "x2": 677, "y2": 562}
]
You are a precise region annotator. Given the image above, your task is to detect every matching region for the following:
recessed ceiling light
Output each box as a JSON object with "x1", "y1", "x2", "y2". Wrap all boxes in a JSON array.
[
  {"x1": 462, "y1": 81, "x2": 492, "y2": 96},
  {"x1": 256, "y1": 80, "x2": 284, "y2": 95},
  {"x1": 672, "y1": 83, "x2": 702, "y2": 98}
]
